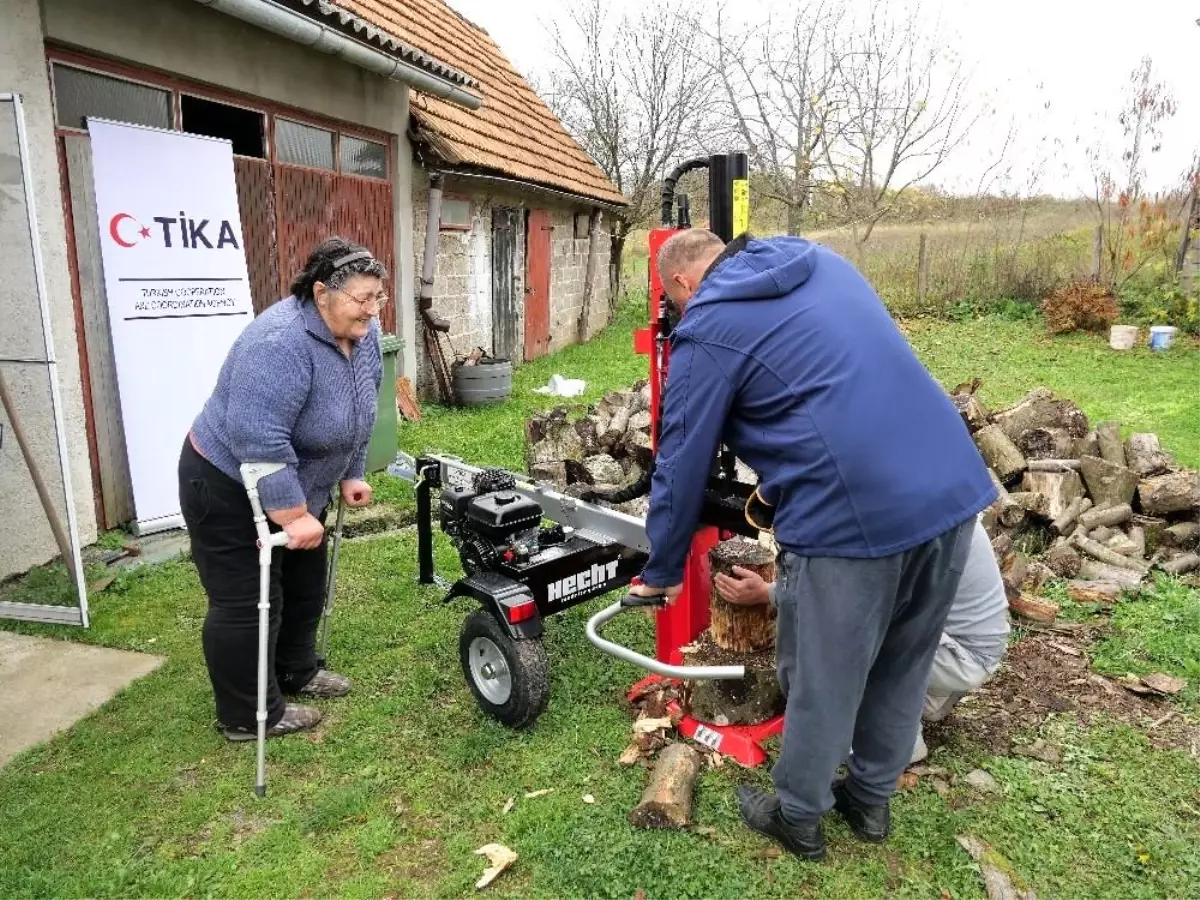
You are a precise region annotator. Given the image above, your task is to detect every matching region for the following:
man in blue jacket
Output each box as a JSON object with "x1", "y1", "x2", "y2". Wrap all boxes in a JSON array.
[{"x1": 629, "y1": 229, "x2": 996, "y2": 860}]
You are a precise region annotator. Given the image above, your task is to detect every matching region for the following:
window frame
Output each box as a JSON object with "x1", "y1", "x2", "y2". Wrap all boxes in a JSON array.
[{"x1": 438, "y1": 195, "x2": 473, "y2": 231}]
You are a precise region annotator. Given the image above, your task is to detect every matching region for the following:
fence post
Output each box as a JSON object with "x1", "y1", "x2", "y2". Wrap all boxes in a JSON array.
[
  {"x1": 1091, "y1": 225, "x2": 1103, "y2": 281},
  {"x1": 917, "y1": 232, "x2": 929, "y2": 302}
]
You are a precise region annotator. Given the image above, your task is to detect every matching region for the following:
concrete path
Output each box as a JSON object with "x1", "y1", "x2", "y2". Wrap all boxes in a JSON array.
[{"x1": 0, "y1": 632, "x2": 164, "y2": 768}]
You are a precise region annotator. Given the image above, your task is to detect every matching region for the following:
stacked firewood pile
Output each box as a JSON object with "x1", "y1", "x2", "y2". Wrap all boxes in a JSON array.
[{"x1": 955, "y1": 381, "x2": 1200, "y2": 622}]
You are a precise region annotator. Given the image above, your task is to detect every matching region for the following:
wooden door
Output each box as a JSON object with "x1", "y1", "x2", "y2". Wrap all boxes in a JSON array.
[
  {"x1": 491, "y1": 207, "x2": 520, "y2": 360},
  {"x1": 523, "y1": 208, "x2": 552, "y2": 361}
]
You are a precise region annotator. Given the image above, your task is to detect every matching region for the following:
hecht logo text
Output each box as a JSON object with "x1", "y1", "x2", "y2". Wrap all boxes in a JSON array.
[
  {"x1": 108, "y1": 211, "x2": 240, "y2": 249},
  {"x1": 547, "y1": 560, "x2": 619, "y2": 604}
]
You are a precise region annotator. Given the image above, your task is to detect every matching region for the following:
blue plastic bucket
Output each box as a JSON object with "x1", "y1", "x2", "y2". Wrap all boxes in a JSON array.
[{"x1": 1148, "y1": 326, "x2": 1177, "y2": 351}]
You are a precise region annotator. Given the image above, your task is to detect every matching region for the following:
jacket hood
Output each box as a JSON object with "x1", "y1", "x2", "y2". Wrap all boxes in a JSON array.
[{"x1": 689, "y1": 235, "x2": 818, "y2": 309}]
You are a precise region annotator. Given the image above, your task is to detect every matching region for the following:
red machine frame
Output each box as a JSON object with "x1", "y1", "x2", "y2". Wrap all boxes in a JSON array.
[{"x1": 629, "y1": 226, "x2": 784, "y2": 768}]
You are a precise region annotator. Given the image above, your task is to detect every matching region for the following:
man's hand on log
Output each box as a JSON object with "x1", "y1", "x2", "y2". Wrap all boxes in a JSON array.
[{"x1": 714, "y1": 566, "x2": 770, "y2": 606}]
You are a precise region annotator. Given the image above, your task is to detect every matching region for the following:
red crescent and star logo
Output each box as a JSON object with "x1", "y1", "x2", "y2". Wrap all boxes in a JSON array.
[{"x1": 108, "y1": 212, "x2": 152, "y2": 248}]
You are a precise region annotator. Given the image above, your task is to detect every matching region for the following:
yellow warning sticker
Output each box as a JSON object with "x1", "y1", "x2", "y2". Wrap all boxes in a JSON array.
[{"x1": 732, "y1": 179, "x2": 749, "y2": 236}]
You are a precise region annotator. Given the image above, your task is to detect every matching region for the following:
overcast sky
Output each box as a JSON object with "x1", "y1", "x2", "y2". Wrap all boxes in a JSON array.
[{"x1": 445, "y1": 0, "x2": 1197, "y2": 199}]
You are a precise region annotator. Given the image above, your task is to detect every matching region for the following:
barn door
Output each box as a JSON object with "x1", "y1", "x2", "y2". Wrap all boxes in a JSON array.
[
  {"x1": 523, "y1": 208, "x2": 552, "y2": 361},
  {"x1": 491, "y1": 207, "x2": 520, "y2": 360}
]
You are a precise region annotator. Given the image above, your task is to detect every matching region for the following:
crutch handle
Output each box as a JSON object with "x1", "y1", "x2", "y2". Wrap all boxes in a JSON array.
[{"x1": 257, "y1": 531, "x2": 291, "y2": 550}]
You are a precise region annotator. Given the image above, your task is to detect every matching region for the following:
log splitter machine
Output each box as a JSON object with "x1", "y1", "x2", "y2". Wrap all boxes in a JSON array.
[{"x1": 396, "y1": 152, "x2": 783, "y2": 766}]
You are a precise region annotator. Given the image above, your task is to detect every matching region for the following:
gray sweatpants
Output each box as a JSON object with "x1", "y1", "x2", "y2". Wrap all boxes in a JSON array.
[{"x1": 772, "y1": 519, "x2": 973, "y2": 819}]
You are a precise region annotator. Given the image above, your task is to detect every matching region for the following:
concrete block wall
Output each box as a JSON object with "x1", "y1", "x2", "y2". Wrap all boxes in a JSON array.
[{"x1": 411, "y1": 171, "x2": 613, "y2": 400}]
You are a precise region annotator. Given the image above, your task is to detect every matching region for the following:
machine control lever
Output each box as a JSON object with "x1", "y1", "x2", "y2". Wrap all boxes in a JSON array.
[{"x1": 586, "y1": 598, "x2": 745, "y2": 681}]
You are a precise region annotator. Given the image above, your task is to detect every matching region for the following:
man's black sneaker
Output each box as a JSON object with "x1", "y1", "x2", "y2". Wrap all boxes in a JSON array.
[
  {"x1": 735, "y1": 785, "x2": 826, "y2": 861},
  {"x1": 832, "y1": 778, "x2": 890, "y2": 842}
]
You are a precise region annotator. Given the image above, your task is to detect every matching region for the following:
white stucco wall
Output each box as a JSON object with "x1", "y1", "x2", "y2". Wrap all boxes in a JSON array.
[{"x1": 0, "y1": 0, "x2": 98, "y2": 582}]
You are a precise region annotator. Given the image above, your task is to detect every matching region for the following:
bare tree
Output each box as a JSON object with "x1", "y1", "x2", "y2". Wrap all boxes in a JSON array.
[
  {"x1": 1174, "y1": 150, "x2": 1199, "y2": 274},
  {"x1": 1087, "y1": 55, "x2": 1177, "y2": 287},
  {"x1": 818, "y1": 0, "x2": 978, "y2": 256},
  {"x1": 541, "y1": 0, "x2": 713, "y2": 296},
  {"x1": 695, "y1": 1, "x2": 845, "y2": 235}
]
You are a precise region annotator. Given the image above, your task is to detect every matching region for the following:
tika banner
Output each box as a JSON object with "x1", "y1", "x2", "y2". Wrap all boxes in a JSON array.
[{"x1": 89, "y1": 119, "x2": 253, "y2": 534}]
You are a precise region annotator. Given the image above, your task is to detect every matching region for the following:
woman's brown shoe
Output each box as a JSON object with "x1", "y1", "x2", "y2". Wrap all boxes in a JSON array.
[
  {"x1": 292, "y1": 669, "x2": 351, "y2": 698},
  {"x1": 221, "y1": 703, "x2": 322, "y2": 741}
]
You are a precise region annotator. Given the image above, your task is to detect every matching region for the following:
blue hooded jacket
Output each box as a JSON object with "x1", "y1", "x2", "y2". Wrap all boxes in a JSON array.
[{"x1": 641, "y1": 235, "x2": 996, "y2": 586}]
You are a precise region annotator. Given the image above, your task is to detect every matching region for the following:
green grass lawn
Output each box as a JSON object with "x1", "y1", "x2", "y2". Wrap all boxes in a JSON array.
[{"x1": 1, "y1": 301, "x2": 1197, "y2": 900}]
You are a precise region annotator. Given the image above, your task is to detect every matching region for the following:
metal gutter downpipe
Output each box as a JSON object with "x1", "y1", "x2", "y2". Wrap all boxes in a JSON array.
[
  {"x1": 419, "y1": 174, "x2": 449, "y2": 332},
  {"x1": 191, "y1": 0, "x2": 483, "y2": 110}
]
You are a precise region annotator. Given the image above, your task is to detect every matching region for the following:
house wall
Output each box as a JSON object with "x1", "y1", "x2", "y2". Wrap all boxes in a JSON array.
[
  {"x1": 411, "y1": 170, "x2": 613, "y2": 399},
  {"x1": 0, "y1": 0, "x2": 97, "y2": 582}
]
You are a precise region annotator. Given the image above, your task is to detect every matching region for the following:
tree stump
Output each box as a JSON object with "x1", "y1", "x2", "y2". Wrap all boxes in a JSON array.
[
  {"x1": 680, "y1": 539, "x2": 784, "y2": 727},
  {"x1": 708, "y1": 539, "x2": 777, "y2": 652}
]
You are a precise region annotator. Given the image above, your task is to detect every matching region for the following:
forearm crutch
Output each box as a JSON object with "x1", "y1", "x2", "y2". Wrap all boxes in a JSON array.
[
  {"x1": 239, "y1": 462, "x2": 290, "y2": 798},
  {"x1": 316, "y1": 496, "x2": 346, "y2": 669}
]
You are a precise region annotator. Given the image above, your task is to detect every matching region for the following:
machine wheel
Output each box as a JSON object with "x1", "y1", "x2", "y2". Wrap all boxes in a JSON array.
[{"x1": 459, "y1": 609, "x2": 549, "y2": 729}]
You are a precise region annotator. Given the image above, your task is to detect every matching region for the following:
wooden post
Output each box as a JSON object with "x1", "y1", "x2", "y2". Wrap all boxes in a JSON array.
[
  {"x1": 577, "y1": 208, "x2": 602, "y2": 344},
  {"x1": 917, "y1": 232, "x2": 929, "y2": 302},
  {"x1": 1092, "y1": 225, "x2": 1103, "y2": 280}
]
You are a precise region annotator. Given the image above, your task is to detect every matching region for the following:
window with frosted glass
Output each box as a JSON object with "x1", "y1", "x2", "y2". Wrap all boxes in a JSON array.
[
  {"x1": 52, "y1": 64, "x2": 171, "y2": 131},
  {"x1": 275, "y1": 119, "x2": 334, "y2": 170},
  {"x1": 340, "y1": 135, "x2": 387, "y2": 179}
]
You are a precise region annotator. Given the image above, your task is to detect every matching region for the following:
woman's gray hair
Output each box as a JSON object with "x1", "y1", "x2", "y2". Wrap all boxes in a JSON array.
[{"x1": 290, "y1": 236, "x2": 387, "y2": 302}]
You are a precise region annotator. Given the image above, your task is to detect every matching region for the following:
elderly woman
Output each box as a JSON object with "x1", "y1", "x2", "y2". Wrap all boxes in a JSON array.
[{"x1": 178, "y1": 237, "x2": 387, "y2": 741}]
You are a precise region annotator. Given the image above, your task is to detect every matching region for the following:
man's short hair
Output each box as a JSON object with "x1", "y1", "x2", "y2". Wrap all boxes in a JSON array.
[{"x1": 656, "y1": 228, "x2": 726, "y2": 283}]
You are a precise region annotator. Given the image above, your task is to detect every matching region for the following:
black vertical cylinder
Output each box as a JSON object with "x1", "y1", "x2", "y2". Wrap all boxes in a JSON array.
[
  {"x1": 707, "y1": 153, "x2": 748, "y2": 242},
  {"x1": 416, "y1": 472, "x2": 435, "y2": 584}
]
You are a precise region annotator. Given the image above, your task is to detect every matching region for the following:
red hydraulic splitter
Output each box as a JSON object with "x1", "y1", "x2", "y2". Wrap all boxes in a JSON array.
[{"x1": 628, "y1": 153, "x2": 783, "y2": 767}]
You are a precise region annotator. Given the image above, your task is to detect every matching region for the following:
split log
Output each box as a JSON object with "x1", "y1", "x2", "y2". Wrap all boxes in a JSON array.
[
  {"x1": 1080, "y1": 457, "x2": 1140, "y2": 509},
  {"x1": 1160, "y1": 553, "x2": 1200, "y2": 575},
  {"x1": 708, "y1": 540, "x2": 776, "y2": 651},
  {"x1": 1008, "y1": 491, "x2": 1052, "y2": 519},
  {"x1": 1138, "y1": 472, "x2": 1200, "y2": 516},
  {"x1": 975, "y1": 425, "x2": 1027, "y2": 484},
  {"x1": 1045, "y1": 542, "x2": 1082, "y2": 579},
  {"x1": 1078, "y1": 558, "x2": 1145, "y2": 588},
  {"x1": 530, "y1": 461, "x2": 567, "y2": 484},
  {"x1": 1095, "y1": 421, "x2": 1125, "y2": 466},
  {"x1": 1022, "y1": 562, "x2": 1055, "y2": 594},
  {"x1": 1018, "y1": 427, "x2": 1077, "y2": 460},
  {"x1": 1133, "y1": 515, "x2": 1167, "y2": 553},
  {"x1": 1051, "y1": 496, "x2": 1091, "y2": 536},
  {"x1": 1027, "y1": 458, "x2": 1082, "y2": 472},
  {"x1": 582, "y1": 454, "x2": 623, "y2": 486},
  {"x1": 1126, "y1": 526, "x2": 1146, "y2": 559},
  {"x1": 1078, "y1": 502, "x2": 1132, "y2": 531},
  {"x1": 1072, "y1": 534, "x2": 1151, "y2": 574},
  {"x1": 990, "y1": 532, "x2": 1014, "y2": 559},
  {"x1": 1124, "y1": 433, "x2": 1174, "y2": 477},
  {"x1": 1075, "y1": 431, "x2": 1101, "y2": 458},
  {"x1": 606, "y1": 405, "x2": 632, "y2": 444},
  {"x1": 1067, "y1": 580, "x2": 1124, "y2": 604},
  {"x1": 1105, "y1": 532, "x2": 1140, "y2": 557},
  {"x1": 1010, "y1": 593, "x2": 1059, "y2": 623},
  {"x1": 575, "y1": 417, "x2": 601, "y2": 455},
  {"x1": 623, "y1": 430, "x2": 655, "y2": 467},
  {"x1": 1021, "y1": 470, "x2": 1084, "y2": 521},
  {"x1": 1163, "y1": 521, "x2": 1200, "y2": 550},
  {"x1": 999, "y1": 550, "x2": 1028, "y2": 601},
  {"x1": 992, "y1": 388, "x2": 1089, "y2": 444},
  {"x1": 951, "y1": 393, "x2": 991, "y2": 432},
  {"x1": 1088, "y1": 526, "x2": 1116, "y2": 544},
  {"x1": 628, "y1": 743, "x2": 702, "y2": 830},
  {"x1": 987, "y1": 469, "x2": 1027, "y2": 528},
  {"x1": 628, "y1": 410, "x2": 653, "y2": 433}
]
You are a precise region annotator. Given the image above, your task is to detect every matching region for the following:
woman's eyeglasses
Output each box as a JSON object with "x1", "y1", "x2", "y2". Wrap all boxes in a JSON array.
[{"x1": 339, "y1": 289, "x2": 390, "y2": 313}]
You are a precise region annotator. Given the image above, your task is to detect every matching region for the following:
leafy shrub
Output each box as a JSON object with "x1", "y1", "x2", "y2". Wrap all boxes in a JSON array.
[
  {"x1": 1042, "y1": 280, "x2": 1121, "y2": 334},
  {"x1": 1117, "y1": 267, "x2": 1199, "y2": 334}
]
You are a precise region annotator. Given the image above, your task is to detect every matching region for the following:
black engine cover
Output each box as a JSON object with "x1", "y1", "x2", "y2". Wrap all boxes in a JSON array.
[{"x1": 466, "y1": 491, "x2": 543, "y2": 541}]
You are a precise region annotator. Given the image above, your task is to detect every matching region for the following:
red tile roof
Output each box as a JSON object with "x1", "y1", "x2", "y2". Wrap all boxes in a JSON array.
[{"x1": 317, "y1": 0, "x2": 628, "y2": 206}]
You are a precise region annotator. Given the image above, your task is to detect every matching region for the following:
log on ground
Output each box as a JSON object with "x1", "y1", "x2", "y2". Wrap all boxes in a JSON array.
[
  {"x1": 1163, "y1": 521, "x2": 1200, "y2": 550},
  {"x1": 1078, "y1": 502, "x2": 1133, "y2": 531},
  {"x1": 992, "y1": 389, "x2": 1089, "y2": 445},
  {"x1": 1010, "y1": 592, "x2": 1059, "y2": 623},
  {"x1": 1066, "y1": 580, "x2": 1124, "y2": 604},
  {"x1": 1072, "y1": 534, "x2": 1151, "y2": 574},
  {"x1": 1080, "y1": 457, "x2": 1140, "y2": 509},
  {"x1": 1078, "y1": 558, "x2": 1145, "y2": 588},
  {"x1": 1051, "y1": 496, "x2": 1091, "y2": 536},
  {"x1": 1138, "y1": 472, "x2": 1200, "y2": 516},
  {"x1": 1027, "y1": 458, "x2": 1082, "y2": 472},
  {"x1": 1160, "y1": 553, "x2": 1200, "y2": 576},
  {"x1": 628, "y1": 743, "x2": 702, "y2": 830},
  {"x1": 1045, "y1": 542, "x2": 1082, "y2": 578},
  {"x1": 1019, "y1": 427, "x2": 1077, "y2": 460},
  {"x1": 975, "y1": 425, "x2": 1028, "y2": 484},
  {"x1": 708, "y1": 539, "x2": 777, "y2": 652}
]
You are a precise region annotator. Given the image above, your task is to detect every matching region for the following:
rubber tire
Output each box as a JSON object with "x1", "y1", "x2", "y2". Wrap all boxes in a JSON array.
[{"x1": 458, "y1": 608, "x2": 549, "y2": 729}]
